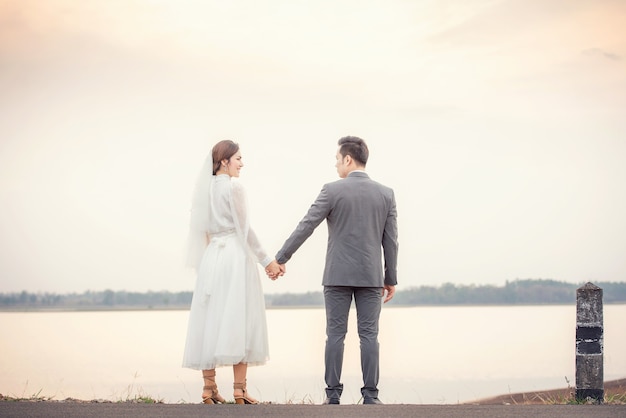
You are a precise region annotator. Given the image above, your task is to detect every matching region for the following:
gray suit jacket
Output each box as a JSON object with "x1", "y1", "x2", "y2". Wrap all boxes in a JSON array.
[{"x1": 276, "y1": 171, "x2": 398, "y2": 287}]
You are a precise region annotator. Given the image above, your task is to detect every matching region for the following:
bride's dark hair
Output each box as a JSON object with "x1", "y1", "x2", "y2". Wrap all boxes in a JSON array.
[{"x1": 212, "y1": 140, "x2": 240, "y2": 175}]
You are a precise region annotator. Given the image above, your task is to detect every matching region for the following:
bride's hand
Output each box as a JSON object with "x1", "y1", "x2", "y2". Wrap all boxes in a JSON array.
[{"x1": 265, "y1": 260, "x2": 283, "y2": 280}]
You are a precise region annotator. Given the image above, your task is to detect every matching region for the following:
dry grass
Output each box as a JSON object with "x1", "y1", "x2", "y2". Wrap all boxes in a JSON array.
[
  {"x1": 4, "y1": 377, "x2": 625, "y2": 405},
  {"x1": 471, "y1": 378, "x2": 626, "y2": 405}
]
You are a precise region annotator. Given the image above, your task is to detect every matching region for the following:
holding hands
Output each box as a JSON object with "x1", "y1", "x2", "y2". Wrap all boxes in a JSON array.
[{"x1": 265, "y1": 260, "x2": 285, "y2": 280}]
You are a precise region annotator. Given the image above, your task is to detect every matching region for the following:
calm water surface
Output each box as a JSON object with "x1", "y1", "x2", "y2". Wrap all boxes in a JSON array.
[{"x1": 1, "y1": 305, "x2": 624, "y2": 404}]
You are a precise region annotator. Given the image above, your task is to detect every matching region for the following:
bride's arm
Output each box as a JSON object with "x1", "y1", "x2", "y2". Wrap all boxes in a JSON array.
[{"x1": 230, "y1": 181, "x2": 272, "y2": 267}]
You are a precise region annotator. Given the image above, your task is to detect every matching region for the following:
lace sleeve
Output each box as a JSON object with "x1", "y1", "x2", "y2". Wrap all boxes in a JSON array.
[{"x1": 230, "y1": 180, "x2": 272, "y2": 267}]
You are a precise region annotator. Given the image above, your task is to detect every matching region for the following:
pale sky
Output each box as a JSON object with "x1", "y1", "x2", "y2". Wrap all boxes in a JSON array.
[{"x1": 1, "y1": 0, "x2": 625, "y2": 294}]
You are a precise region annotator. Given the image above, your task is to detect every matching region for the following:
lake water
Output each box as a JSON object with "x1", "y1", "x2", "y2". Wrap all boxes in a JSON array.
[{"x1": 1, "y1": 305, "x2": 624, "y2": 404}]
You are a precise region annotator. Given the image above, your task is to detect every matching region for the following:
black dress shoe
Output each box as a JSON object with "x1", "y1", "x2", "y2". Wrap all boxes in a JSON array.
[
  {"x1": 322, "y1": 397, "x2": 340, "y2": 405},
  {"x1": 363, "y1": 397, "x2": 383, "y2": 405}
]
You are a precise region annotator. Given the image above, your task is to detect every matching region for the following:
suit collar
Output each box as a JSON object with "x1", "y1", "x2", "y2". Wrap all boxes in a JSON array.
[{"x1": 347, "y1": 171, "x2": 369, "y2": 179}]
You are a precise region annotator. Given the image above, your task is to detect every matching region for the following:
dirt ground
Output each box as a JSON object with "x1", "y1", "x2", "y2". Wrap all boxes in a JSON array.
[{"x1": 472, "y1": 378, "x2": 626, "y2": 405}]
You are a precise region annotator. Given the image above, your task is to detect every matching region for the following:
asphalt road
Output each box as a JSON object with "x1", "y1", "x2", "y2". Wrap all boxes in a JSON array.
[{"x1": 1, "y1": 403, "x2": 625, "y2": 418}]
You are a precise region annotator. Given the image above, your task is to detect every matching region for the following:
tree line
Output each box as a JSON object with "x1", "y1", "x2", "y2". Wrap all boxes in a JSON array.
[{"x1": 0, "y1": 280, "x2": 625, "y2": 310}]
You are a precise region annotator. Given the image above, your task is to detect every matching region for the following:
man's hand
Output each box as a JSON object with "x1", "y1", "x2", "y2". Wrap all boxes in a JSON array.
[
  {"x1": 265, "y1": 260, "x2": 284, "y2": 280},
  {"x1": 382, "y1": 285, "x2": 395, "y2": 303}
]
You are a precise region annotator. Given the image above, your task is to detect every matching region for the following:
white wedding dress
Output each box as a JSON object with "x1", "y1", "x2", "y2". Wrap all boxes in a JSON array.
[{"x1": 182, "y1": 174, "x2": 272, "y2": 370}]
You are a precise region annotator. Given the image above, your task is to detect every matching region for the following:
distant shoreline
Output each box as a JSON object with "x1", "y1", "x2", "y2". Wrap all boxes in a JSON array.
[
  {"x1": 2, "y1": 302, "x2": 626, "y2": 313},
  {"x1": 3, "y1": 280, "x2": 626, "y2": 310}
]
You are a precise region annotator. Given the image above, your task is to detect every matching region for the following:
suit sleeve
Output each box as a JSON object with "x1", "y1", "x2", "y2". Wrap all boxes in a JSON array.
[
  {"x1": 275, "y1": 185, "x2": 331, "y2": 264},
  {"x1": 382, "y1": 190, "x2": 399, "y2": 286}
]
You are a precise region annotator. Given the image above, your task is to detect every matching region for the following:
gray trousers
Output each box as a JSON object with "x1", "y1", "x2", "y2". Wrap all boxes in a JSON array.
[{"x1": 323, "y1": 286, "x2": 382, "y2": 400}]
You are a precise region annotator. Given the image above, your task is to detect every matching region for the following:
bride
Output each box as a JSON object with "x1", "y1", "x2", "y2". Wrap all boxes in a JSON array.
[{"x1": 182, "y1": 140, "x2": 282, "y2": 404}]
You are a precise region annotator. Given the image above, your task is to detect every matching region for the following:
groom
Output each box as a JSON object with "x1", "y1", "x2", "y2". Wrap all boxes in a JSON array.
[{"x1": 271, "y1": 136, "x2": 398, "y2": 405}]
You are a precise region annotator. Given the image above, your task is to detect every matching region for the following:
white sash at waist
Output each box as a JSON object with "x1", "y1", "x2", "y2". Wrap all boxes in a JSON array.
[
  {"x1": 202, "y1": 230, "x2": 237, "y2": 298},
  {"x1": 210, "y1": 229, "x2": 236, "y2": 239}
]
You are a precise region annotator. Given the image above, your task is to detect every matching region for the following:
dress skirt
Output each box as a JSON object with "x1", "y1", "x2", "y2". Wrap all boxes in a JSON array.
[{"x1": 182, "y1": 232, "x2": 269, "y2": 370}]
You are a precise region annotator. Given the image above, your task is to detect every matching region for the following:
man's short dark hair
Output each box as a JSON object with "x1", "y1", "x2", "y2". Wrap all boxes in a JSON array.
[{"x1": 338, "y1": 136, "x2": 369, "y2": 166}]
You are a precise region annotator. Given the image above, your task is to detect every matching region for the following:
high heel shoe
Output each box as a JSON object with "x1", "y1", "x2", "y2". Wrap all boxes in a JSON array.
[
  {"x1": 233, "y1": 380, "x2": 258, "y2": 404},
  {"x1": 201, "y1": 370, "x2": 225, "y2": 404}
]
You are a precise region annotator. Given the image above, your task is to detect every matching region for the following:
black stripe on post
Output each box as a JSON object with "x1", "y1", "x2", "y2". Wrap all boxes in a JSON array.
[{"x1": 576, "y1": 326, "x2": 603, "y2": 355}]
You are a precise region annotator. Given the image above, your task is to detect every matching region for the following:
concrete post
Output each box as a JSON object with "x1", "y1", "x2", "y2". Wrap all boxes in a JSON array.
[{"x1": 575, "y1": 282, "x2": 603, "y2": 403}]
